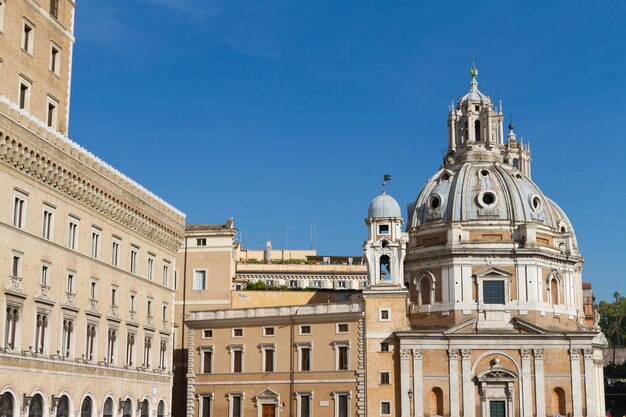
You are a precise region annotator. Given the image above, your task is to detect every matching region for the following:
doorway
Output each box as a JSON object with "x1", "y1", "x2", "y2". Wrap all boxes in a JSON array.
[{"x1": 262, "y1": 404, "x2": 276, "y2": 417}]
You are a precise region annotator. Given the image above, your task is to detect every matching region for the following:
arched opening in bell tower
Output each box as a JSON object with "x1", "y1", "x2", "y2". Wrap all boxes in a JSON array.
[
  {"x1": 379, "y1": 255, "x2": 391, "y2": 282},
  {"x1": 475, "y1": 120, "x2": 482, "y2": 141}
]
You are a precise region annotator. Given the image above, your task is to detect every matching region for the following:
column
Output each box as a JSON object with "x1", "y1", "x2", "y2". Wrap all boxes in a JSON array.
[
  {"x1": 583, "y1": 349, "x2": 596, "y2": 417},
  {"x1": 521, "y1": 349, "x2": 533, "y2": 417},
  {"x1": 401, "y1": 348, "x2": 411, "y2": 417},
  {"x1": 449, "y1": 349, "x2": 460, "y2": 417},
  {"x1": 534, "y1": 349, "x2": 546, "y2": 417},
  {"x1": 594, "y1": 357, "x2": 605, "y2": 417},
  {"x1": 461, "y1": 349, "x2": 475, "y2": 417},
  {"x1": 570, "y1": 349, "x2": 583, "y2": 417},
  {"x1": 413, "y1": 349, "x2": 424, "y2": 417}
]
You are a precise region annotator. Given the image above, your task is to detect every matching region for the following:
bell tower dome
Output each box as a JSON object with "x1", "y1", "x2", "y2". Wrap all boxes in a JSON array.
[{"x1": 363, "y1": 190, "x2": 408, "y2": 289}]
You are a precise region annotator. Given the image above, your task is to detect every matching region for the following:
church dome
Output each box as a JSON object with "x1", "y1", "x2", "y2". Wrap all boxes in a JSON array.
[
  {"x1": 410, "y1": 162, "x2": 577, "y2": 243},
  {"x1": 368, "y1": 193, "x2": 402, "y2": 219}
]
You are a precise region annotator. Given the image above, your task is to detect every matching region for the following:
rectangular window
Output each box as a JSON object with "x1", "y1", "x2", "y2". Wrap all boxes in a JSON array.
[
  {"x1": 147, "y1": 300, "x2": 152, "y2": 317},
  {"x1": 381, "y1": 402, "x2": 391, "y2": 415},
  {"x1": 337, "y1": 323, "x2": 348, "y2": 333},
  {"x1": 379, "y1": 224, "x2": 390, "y2": 235},
  {"x1": 263, "y1": 327, "x2": 275, "y2": 336},
  {"x1": 18, "y1": 80, "x2": 30, "y2": 110},
  {"x1": 264, "y1": 347, "x2": 274, "y2": 372},
  {"x1": 337, "y1": 394, "x2": 349, "y2": 417},
  {"x1": 47, "y1": 98, "x2": 58, "y2": 128},
  {"x1": 233, "y1": 328, "x2": 243, "y2": 337},
  {"x1": 111, "y1": 240, "x2": 120, "y2": 266},
  {"x1": 147, "y1": 257, "x2": 154, "y2": 280},
  {"x1": 300, "y1": 325, "x2": 311, "y2": 335},
  {"x1": 42, "y1": 207, "x2": 54, "y2": 239},
  {"x1": 197, "y1": 238, "x2": 206, "y2": 246},
  {"x1": 34, "y1": 312, "x2": 48, "y2": 353},
  {"x1": 125, "y1": 333, "x2": 135, "y2": 366},
  {"x1": 49, "y1": 0, "x2": 59, "y2": 18},
  {"x1": 40, "y1": 264, "x2": 49, "y2": 286},
  {"x1": 90, "y1": 281, "x2": 97, "y2": 299},
  {"x1": 202, "y1": 329, "x2": 213, "y2": 339},
  {"x1": 61, "y1": 317, "x2": 73, "y2": 357},
  {"x1": 130, "y1": 247, "x2": 138, "y2": 274},
  {"x1": 162, "y1": 263, "x2": 169, "y2": 287},
  {"x1": 110, "y1": 288, "x2": 117, "y2": 306},
  {"x1": 130, "y1": 294, "x2": 136, "y2": 311},
  {"x1": 379, "y1": 309, "x2": 390, "y2": 321},
  {"x1": 66, "y1": 273, "x2": 74, "y2": 293},
  {"x1": 338, "y1": 346, "x2": 349, "y2": 370},
  {"x1": 311, "y1": 280, "x2": 323, "y2": 289},
  {"x1": 90, "y1": 229, "x2": 100, "y2": 258},
  {"x1": 22, "y1": 21, "x2": 33, "y2": 53},
  {"x1": 11, "y1": 254, "x2": 20, "y2": 277},
  {"x1": 5, "y1": 305, "x2": 20, "y2": 349},
  {"x1": 50, "y1": 44, "x2": 60, "y2": 74},
  {"x1": 106, "y1": 328, "x2": 116, "y2": 364},
  {"x1": 13, "y1": 193, "x2": 26, "y2": 228},
  {"x1": 290, "y1": 280, "x2": 298, "y2": 288},
  {"x1": 202, "y1": 349, "x2": 213, "y2": 373},
  {"x1": 300, "y1": 347, "x2": 311, "y2": 371},
  {"x1": 174, "y1": 270, "x2": 178, "y2": 290},
  {"x1": 193, "y1": 270, "x2": 207, "y2": 290},
  {"x1": 68, "y1": 218, "x2": 78, "y2": 250},
  {"x1": 336, "y1": 281, "x2": 347, "y2": 289},
  {"x1": 483, "y1": 280, "x2": 505, "y2": 304},
  {"x1": 233, "y1": 350, "x2": 243, "y2": 373},
  {"x1": 159, "y1": 340, "x2": 167, "y2": 370},
  {"x1": 380, "y1": 372, "x2": 390, "y2": 385},
  {"x1": 143, "y1": 337, "x2": 152, "y2": 368},
  {"x1": 299, "y1": 394, "x2": 311, "y2": 417},
  {"x1": 201, "y1": 396, "x2": 211, "y2": 417},
  {"x1": 231, "y1": 395, "x2": 242, "y2": 417},
  {"x1": 85, "y1": 323, "x2": 96, "y2": 361},
  {"x1": 162, "y1": 305, "x2": 167, "y2": 321},
  {"x1": 380, "y1": 342, "x2": 389, "y2": 352}
]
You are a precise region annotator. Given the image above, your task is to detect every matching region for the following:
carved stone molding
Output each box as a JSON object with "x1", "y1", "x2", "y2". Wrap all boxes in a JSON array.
[
  {"x1": 520, "y1": 349, "x2": 532, "y2": 360},
  {"x1": 569, "y1": 349, "x2": 580, "y2": 360},
  {"x1": 448, "y1": 349, "x2": 459, "y2": 360},
  {"x1": 534, "y1": 349, "x2": 544, "y2": 360},
  {"x1": 400, "y1": 349, "x2": 411, "y2": 360},
  {"x1": 461, "y1": 349, "x2": 471, "y2": 360},
  {"x1": 583, "y1": 348, "x2": 594, "y2": 359},
  {"x1": 0, "y1": 124, "x2": 184, "y2": 251},
  {"x1": 412, "y1": 348, "x2": 423, "y2": 359}
]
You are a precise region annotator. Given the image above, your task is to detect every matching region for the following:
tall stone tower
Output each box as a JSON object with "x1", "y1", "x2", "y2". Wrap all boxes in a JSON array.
[{"x1": 363, "y1": 192, "x2": 408, "y2": 289}]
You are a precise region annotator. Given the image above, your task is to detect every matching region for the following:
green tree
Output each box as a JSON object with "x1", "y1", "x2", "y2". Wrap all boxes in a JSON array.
[{"x1": 598, "y1": 291, "x2": 626, "y2": 365}]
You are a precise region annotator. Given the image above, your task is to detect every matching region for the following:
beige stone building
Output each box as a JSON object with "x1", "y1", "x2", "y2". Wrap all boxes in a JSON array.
[{"x1": 0, "y1": 2, "x2": 185, "y2": 417}]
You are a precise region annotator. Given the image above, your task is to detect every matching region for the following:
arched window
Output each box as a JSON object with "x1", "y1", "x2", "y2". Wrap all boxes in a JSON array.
[
  {"x1": 81, "y1": 398, "x2": 92, "y2": 417},
  {"x1": 57, "y1": 396, "x2": 69, "y2": 417},
  {"x1": 28, "y1": 395, "x2": 43, "y2": 417},
  {"x1": 379, "y1": 255, "x2": 391, "y2": 282},
  {"x1": 157, "y1": 401, "x2": 164, "y2": 417},
  {"x1": 553, "y1": 387, "x2": 566, "y2": 415},
  {"x1": 430, "y1": 387, "x2": 444, "y2": 416},
  {"x1": 103, "y1": 398, "x2": 114, "y2": 417},
  {"x1": 122, "y1": 400, "x2": 132, "y2": 417},
  {"x1": 550, "y1": 278, "x2": 559, "y2": 305},
  {"x1": 140, "y1": 401, "x2": 149, "y2": 417},
  {"x1": 0, "y1": 392, "x2": 14, "y2": 417},
  {"x1": 512, "y1": 158, "x2": 519, "y2": 169},
  {"x1": 474, "y1": 120, "x2": 481, "y2": 141},
  {"x1": 419, "y1": 276, "x2": 431, "y2": 305}
]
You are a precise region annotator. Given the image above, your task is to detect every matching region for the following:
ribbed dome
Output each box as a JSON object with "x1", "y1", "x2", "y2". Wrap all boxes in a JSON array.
[
  {"x1": 410, "y1": 162, "x2": 576, "y2": 240},
  {"x1": 368, "y1": 193, "x2": 402, "y2": 219}
]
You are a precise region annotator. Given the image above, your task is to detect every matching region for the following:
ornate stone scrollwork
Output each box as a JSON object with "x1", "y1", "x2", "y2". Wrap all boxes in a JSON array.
[
  {"x1": 412, "y1": 348, "x2": 423, "y2": 359},
  {"x1": 533, "y1": 349, "x2": 544, "y2": 360},
  {"x1": 569, "y1": 348, "x2": 580, "y2": 360},
  {"x1": 520, "y1": 349, "x2": 532, "y2": 360},
  {"x1": 461, "y1": 349, "x2": 471, "y2": 359},
  {"x1": 400, "y1": 349, "x2": 411, "y2": 360},
  {"x1": 448, "y1": 349, "x2": 459, "y2": 359}
]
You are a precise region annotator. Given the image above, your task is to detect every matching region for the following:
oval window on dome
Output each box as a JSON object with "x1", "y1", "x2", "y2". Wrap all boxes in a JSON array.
[
  {"x1": 482, "y1": 192, "x2": 495, "y2": 206},
  {"x1": 532, "y1": 196, "x2": 541, "y2": 211},
  {"x1": 480, "y1": 169, "x2": 489, "y2": 177},
  {"x1": 430, "y1": 195, "x2": 441, "y2": 210}
]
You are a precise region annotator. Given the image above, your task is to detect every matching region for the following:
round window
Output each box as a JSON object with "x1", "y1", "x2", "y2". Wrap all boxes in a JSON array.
[
  {"x1": 532, "y1": 196, "x2": 541, "y2": 210},
  {"x1": 381, "y1": 240, "x2": 389, "y2": 249},
  {"x1": 480, "y1": 169, "x2": 489, "y2": 177},
  {"x1": 430, "y1": 195, "x2": 441, "y2": 210},
  {"x1": 482, "y1": 192, "x2": 495, "y2": 206}
]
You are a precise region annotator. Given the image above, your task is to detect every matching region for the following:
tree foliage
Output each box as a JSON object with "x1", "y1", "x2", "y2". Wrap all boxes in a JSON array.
[{"x1": 598, "y1": 292, "x2": 626, "y2": 348}]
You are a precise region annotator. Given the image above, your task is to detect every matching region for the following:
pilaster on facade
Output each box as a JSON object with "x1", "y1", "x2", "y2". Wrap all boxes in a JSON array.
[
  {"x1": 413, "y1": 348, "x2": 424, "y2": 417},
  {"x1": 400, "y1": 348, "x2": 411, "y2": 417},
  {"x1": 187, "y1": 328, "x2": 196, "y2": 417},
  {"x1": 448, "y1": 349, "x2": 460, "y2": 417},
  {"x1": 533, "y1": 349, "x2": 546, "y2": 417},
  {"x1": 356, "y1": 316, "x2": 366, "y2": 417},
  {"x1": 461, "y1": 349, "x2": 474, "y2": 417},
  {"x1": 570, "y1": 348, "x2": 583, "y2": 417},
  {"x1": 583, "y1": 348, "x2": 597, "y2": 417},
  {"x1": 520, "y1": 349, "x2": 533, "y2": 417}
]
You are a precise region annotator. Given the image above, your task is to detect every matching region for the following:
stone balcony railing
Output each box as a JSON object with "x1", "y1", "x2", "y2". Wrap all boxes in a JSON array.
[
  {"x1": 189, "y1": 302, "x2": 363, "y2": 321},
  {"x1": 87, "y1": 298, "x2": 99, "y2": 314},
  {"x1": 128, "y1": 310, "x2": 138, "y2": 323},
  {"x1": 35, "y1": 284, "x2": 53, "y2": 303},
  {"x1": 108, "y1": 305, "x2": 119, "y2": 320},
  {"x1": 161, "y1": 320, "x2": 170, "y2": 332}
]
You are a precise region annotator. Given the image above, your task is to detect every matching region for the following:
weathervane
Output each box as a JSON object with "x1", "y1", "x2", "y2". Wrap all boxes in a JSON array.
[{"x1": 382, "y1": 174, "x2": 391, "y2": 194}]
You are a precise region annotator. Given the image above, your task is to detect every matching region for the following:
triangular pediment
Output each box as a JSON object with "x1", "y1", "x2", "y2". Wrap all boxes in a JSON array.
[
  {"x1": 474, "y1": 267, "x2": 512, "y2": 278},
  {"x1": 511, "y1": 317, "x2": 547, "y2": 335},
  {"x1": 443, "y1": 318, "x2": 477, "y2": 335},
  {"x1": 255, "y1": 387, "x2": 280, "y2": 401}
]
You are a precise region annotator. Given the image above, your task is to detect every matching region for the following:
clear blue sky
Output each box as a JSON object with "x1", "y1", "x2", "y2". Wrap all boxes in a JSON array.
[{"x1": 70, "y1": 1, "x2": 626, "y2": 302}]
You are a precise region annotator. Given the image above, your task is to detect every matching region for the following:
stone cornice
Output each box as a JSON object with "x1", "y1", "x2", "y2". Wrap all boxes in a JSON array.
[{"x1": 0, "y1": 98, "x2": 185, "y2": 251}]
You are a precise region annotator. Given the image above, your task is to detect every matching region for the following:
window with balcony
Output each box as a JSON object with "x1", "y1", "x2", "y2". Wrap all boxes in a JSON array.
[
  {"x1": 125, "y1": 333, "x2": 135, "y2": 366},
  {"x1": 159, "y1": 340, "x2": 167, "y2": 370},
  {"x1": 85, "y1": 323, "x2": 96, "y2": 361},
  {"x1": 143, "y1": 337, "x2": 152, "y2": 368},
  {"x1": 106, "y1": 328, "x2": 116, "y2": 364},
  {"x1": 61, "y1": 318, "x2": 73, "y2": 357},
  {"x1": 4, "y1": 305, "x2": 20, "y2": 350}
]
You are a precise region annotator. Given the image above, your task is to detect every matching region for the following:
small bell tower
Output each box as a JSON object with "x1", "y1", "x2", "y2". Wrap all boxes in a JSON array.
[{"x1": 363, "y1": 176, "x2": 408, "y2": 290}]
